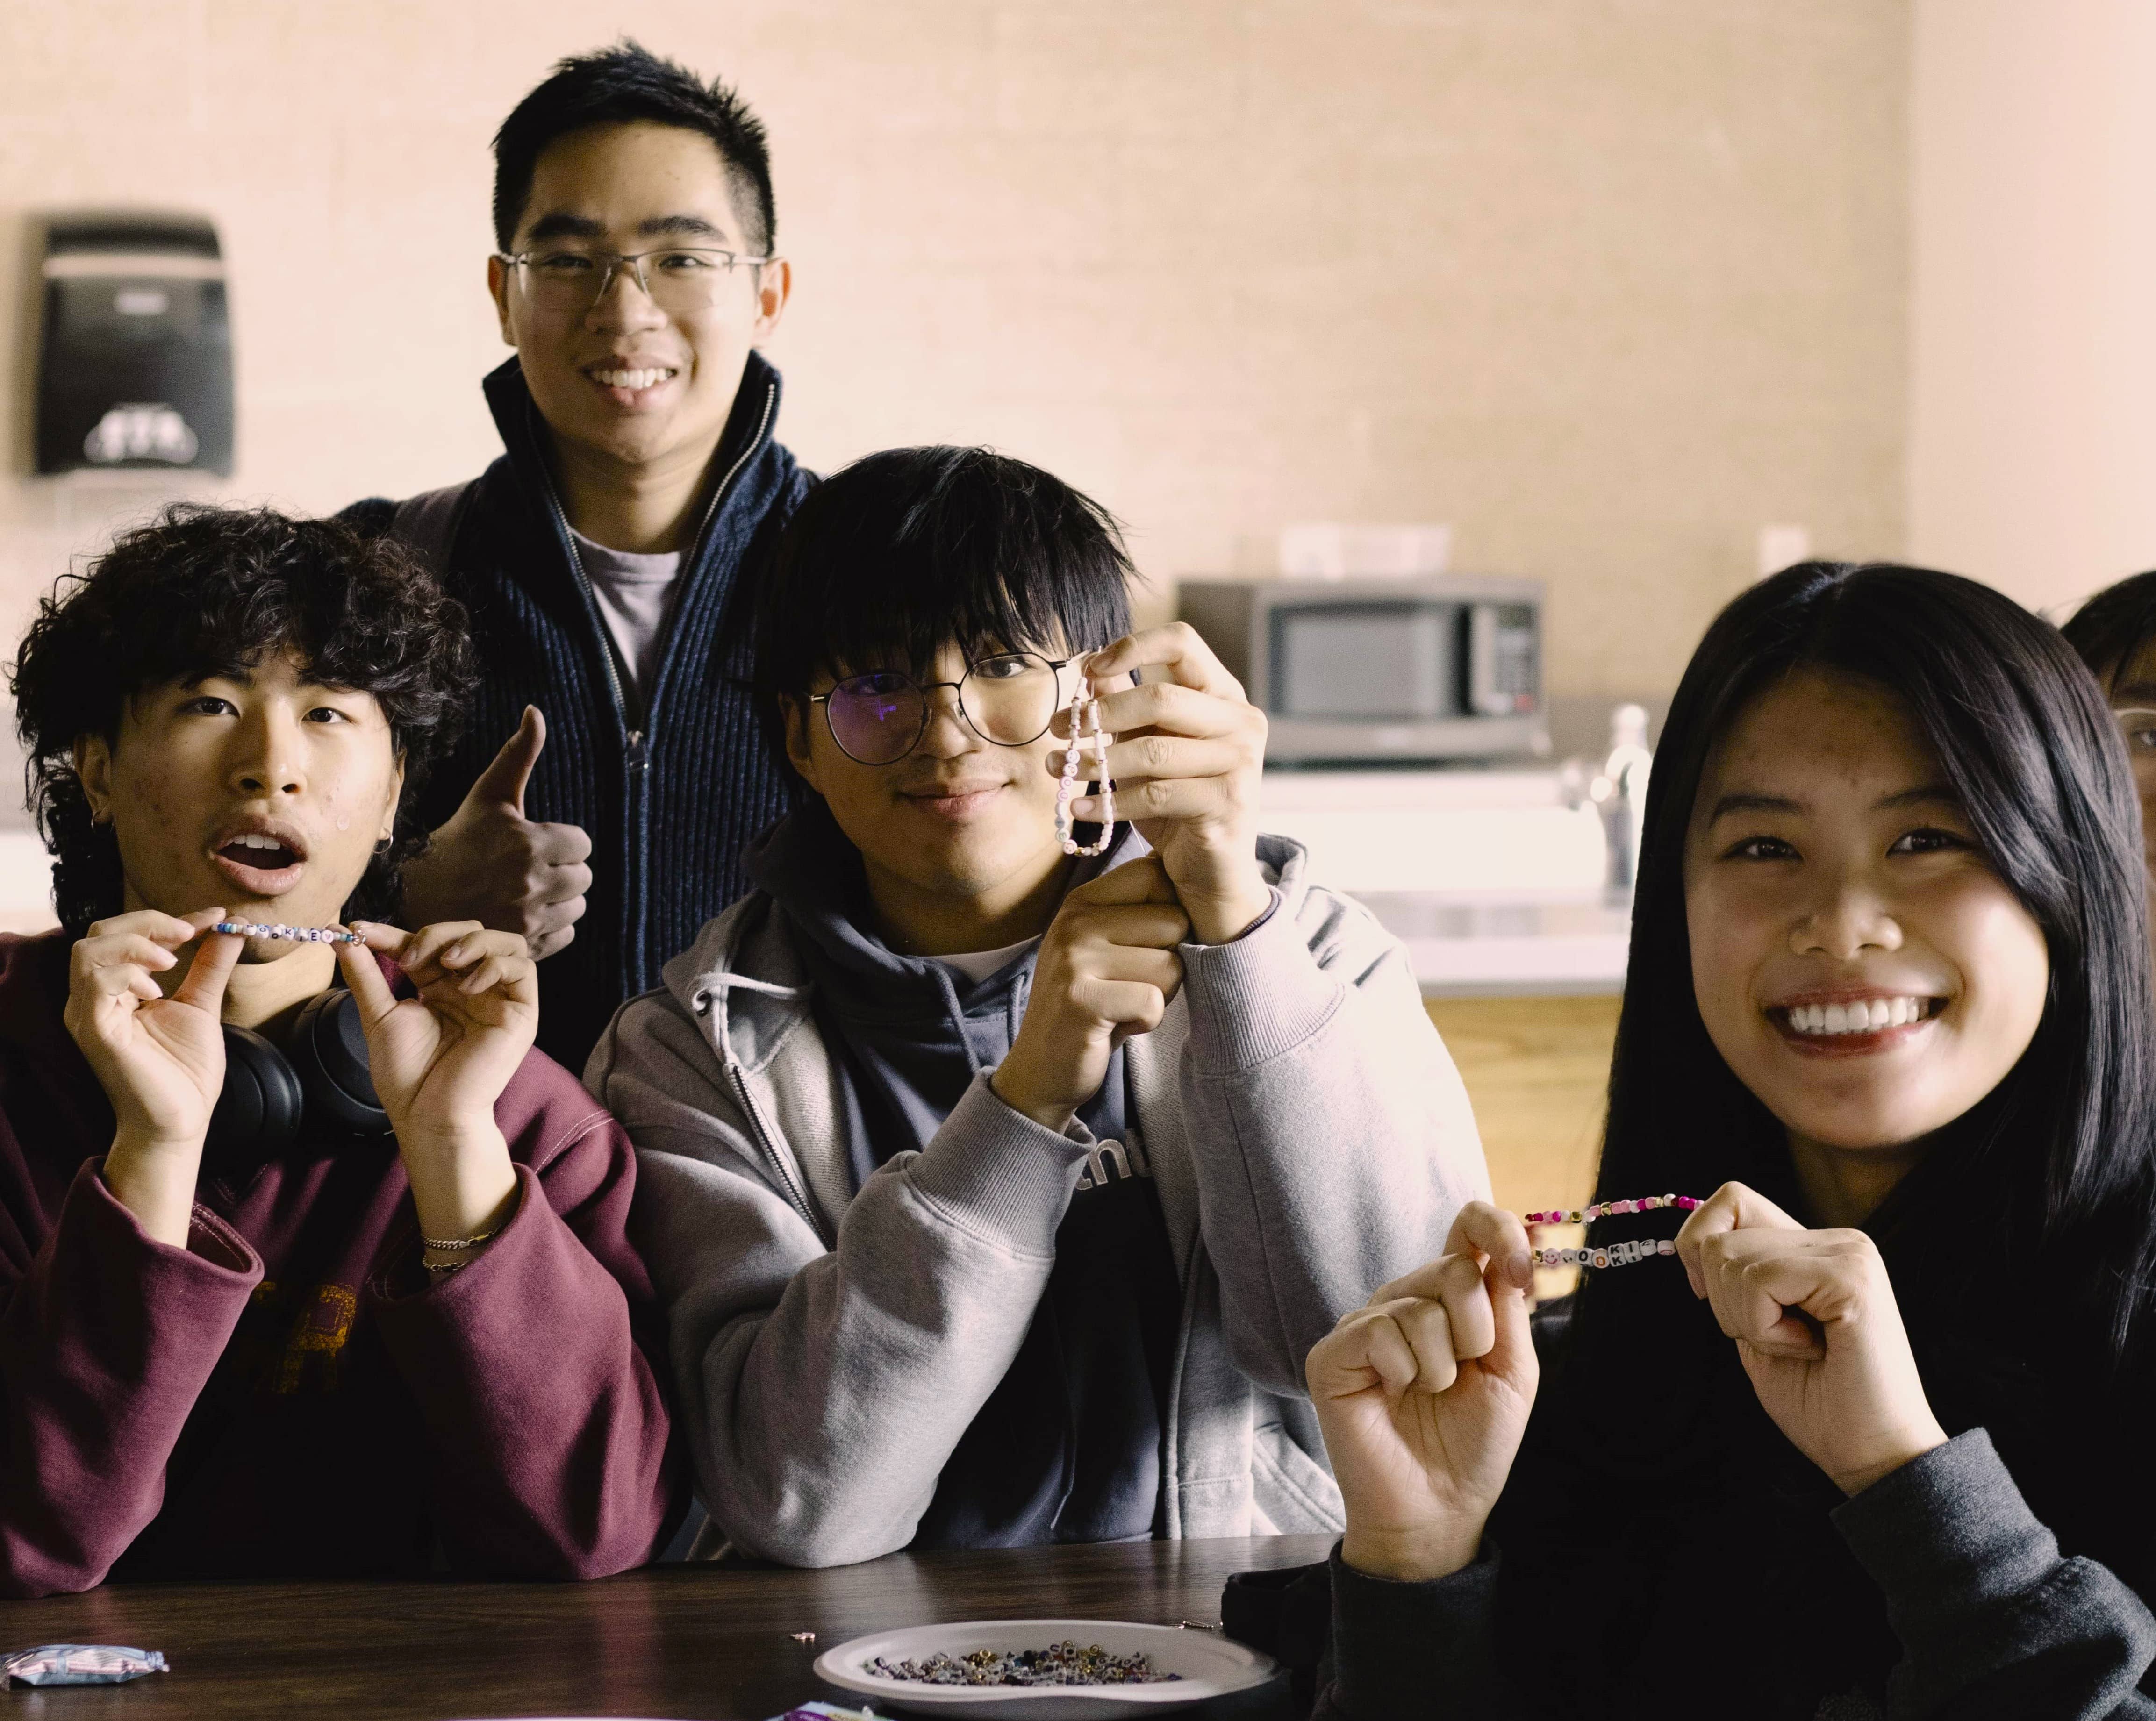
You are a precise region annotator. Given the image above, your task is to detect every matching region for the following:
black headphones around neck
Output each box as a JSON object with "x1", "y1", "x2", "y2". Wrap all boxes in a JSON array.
[{"x1": 204, "y1": 989, "x2": 393, "y2": 1163}]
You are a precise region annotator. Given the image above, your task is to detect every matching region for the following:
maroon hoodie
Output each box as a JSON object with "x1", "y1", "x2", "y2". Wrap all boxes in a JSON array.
[{"x1": 0, "y1": 930, "x2": 681, "y2": 1597}]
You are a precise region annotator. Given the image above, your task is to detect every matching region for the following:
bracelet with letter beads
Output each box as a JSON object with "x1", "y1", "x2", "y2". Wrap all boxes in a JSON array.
[
  {"x1": 1533, "y1": 1238, "x2": 1679, "y2": 1271},
  {"x1": 211, "y1": 921, "x2": 365, "y2": 945}
]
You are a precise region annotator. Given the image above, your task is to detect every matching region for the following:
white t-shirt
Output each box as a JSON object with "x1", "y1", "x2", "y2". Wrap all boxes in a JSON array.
[
  {"x1": 572, "y1": 527, "x2": 683, "y2": 704},
  {"x1": 936, "y1": 936, "x2": 1042, "y2": 985}
]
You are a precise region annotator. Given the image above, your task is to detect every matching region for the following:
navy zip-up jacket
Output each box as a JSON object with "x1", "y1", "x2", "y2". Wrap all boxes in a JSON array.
[{"x1": 343, "y1": 351, "x2": 811, "y2": 1071}]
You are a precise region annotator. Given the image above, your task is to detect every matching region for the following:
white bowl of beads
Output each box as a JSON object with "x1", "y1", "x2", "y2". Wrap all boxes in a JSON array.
[{"x1": 813, "y1": 1620, "x2": 1276, "y2": 1720}]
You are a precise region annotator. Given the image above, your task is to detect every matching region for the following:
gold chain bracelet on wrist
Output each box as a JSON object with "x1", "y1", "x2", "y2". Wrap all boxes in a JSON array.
[{"x1": 419, "y1": 1225, "x2": 501, "y2": 1253}]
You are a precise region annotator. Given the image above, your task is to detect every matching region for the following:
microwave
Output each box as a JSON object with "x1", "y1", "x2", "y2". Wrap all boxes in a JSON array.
[{"x1": 1177, "y1": 575, "x2": 1549, "y2": 764}]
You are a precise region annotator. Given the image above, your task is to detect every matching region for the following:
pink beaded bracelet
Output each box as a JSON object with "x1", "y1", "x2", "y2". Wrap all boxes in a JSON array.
[
  {"x1": 1523, "y1": 1193, "x2": 1700, "y2": 1226},
  {"x1": 1524, "y1": 1192, "x2": 1701, "y2": 1273}
]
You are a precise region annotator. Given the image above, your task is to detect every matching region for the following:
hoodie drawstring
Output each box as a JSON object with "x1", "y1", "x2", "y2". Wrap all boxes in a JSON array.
[{"x1": 929, "y1": 964, "x2": 986, "y2": 1079}]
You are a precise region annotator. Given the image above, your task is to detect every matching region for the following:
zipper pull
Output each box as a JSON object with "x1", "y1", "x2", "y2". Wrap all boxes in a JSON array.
[{"x1": 626, "y1": 729, "x2": 649, "y2": 770}]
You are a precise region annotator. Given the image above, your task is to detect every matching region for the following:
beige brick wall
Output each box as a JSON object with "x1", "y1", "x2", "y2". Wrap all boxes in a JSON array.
[{"x1": 0, "y1": 0, "x2": 1908, "y2": 701}]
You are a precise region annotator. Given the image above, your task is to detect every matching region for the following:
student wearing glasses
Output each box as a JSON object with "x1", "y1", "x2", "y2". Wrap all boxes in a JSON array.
[
  {"x1": 2063, "y1": 570, "x2": 2156, "y2": 926},
  {"x1": 586, "y1": 446, "x2": 1489, "y2": 1564},
  {"x1": 343, "y1": 43, "x2": 807, "y2": 1073}
]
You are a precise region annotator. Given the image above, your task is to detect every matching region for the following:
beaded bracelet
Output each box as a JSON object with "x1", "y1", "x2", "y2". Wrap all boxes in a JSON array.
[
  {"x1": 210, "y1": 921, "x2": 365, "y2": 945},
  {"x1": 1533, "y1": 1238, "x2": 1679, "y2": 1271},
  {"x1": 1523, "y1": 1193, "x2": 1700, "y2": 1226},
  {"x1": 1054, "y1": 686, "x2": 1117, "y2": 857},
  {"x1": 1525, "y1": 1192, "x2": 1702, "y2": 1273}
]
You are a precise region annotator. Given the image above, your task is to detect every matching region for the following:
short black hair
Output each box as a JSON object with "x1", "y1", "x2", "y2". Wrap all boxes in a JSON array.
[
  {"x1": 753, "y1": 446, "x2": 1136, "y2": 766},
  {"x1": 9, "y1": 505, "x2": 478, "y2": 934},
  {"x1": 2063, "y1": 569, "x2": 2156, "y2": 691},
  {"x1": 493, "y1": 40, "x2": 776, "y2": 255}
]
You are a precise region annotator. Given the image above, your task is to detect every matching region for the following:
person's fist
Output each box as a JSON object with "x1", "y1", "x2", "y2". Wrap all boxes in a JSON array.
[
  {"x1": 400, "y1": 707, "x2": 592, "y2": 959},
  {"x1": 990, "y1": 855, "x2": 1188, "y2": 1131},
  {"x1": 1309, "y1": 1202, "x2": 1540, "y2": 1582},
  {"x1": 1677, "y1": 1182, "x2": 1947, "y2": 1496}
]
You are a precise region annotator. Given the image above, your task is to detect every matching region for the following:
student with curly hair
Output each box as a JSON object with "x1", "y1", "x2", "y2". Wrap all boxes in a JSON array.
[{"x1": 0, "y1": 505, "x2": 680, "y2": 1597}]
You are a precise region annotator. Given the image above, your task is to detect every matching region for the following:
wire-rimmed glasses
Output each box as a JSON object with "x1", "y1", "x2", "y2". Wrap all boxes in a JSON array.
[
  {"x1": 2115, "y1": 707, "x2": 2156, "y2": 781},
  {"x1": 495, "y1": 246, "x2": 776, "y2": 316},
  {"x1": 808, "y1": 652, "x2": 1083, "y2": 765}
]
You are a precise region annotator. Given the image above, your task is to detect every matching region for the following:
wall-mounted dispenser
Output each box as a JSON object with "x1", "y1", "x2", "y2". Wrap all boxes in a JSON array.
[{"x1": 35, "y1": 213, "x2": 233, "y2": 476}]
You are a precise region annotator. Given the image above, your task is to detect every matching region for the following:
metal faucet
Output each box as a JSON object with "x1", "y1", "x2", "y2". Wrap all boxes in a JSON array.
[{"x1": 1592, "y1": 704, "x2": 1652, "y2": 894}]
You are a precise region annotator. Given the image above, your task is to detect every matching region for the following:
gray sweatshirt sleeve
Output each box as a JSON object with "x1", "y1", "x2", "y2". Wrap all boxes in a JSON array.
[
  {"x1": 1833, "y1": 1428, "x2": 2156, "y2": 1720},
  {"x1": 589, "y1": 994, "x2": 1095, "y2": 1567},
  {"x1": 1175, "y1": 883, "x2": 1489, "y2": 1395}
]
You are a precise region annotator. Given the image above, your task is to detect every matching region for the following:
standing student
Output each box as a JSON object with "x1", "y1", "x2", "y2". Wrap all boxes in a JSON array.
[
  {"x1": 2063, "y1": 569, "x2": 2156, "y2": 916},
  {"x1": 343, "y1": 42, "x2": 808, "y2": 1071},
  {"x1": 1306, "y1": 564, "x2": 2156, "y2": 1717},
  {"x1": 587, "y1": 447, "x2": 1488, "y2": 1564},
  {"x1": 0, "y1": 507, "x2": 678, "y2": 1596}
]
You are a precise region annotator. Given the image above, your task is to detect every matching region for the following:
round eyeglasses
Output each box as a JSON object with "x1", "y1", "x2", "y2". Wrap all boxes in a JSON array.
[
  {"x1": 808, "y1": 652, "x2": 1082, "y2": 765},
  {"x1": 2116, "y1": 707, "x2": 2156, "y2": 781},
  {"x1": 496, "y1": 246, "x2": 776, "y2": 316}
]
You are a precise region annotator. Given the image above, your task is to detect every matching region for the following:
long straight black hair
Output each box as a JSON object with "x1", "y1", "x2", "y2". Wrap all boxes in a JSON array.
[
  {"x1": 1488, "y1": 564, "x2": 2156, "y2": 1707},
  {"x1": 1596, "y1": 560, "x2": 2156, "y2": 1354}
]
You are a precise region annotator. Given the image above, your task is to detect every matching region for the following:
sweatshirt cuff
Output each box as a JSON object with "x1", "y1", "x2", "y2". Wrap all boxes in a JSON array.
[
  {"x1": 1833, "y1": 1428, "x2": 2056, "y2": 1622},
  {"x1": 903, "y1": 1071, "x2": 1094, "y2": 1257},
  {"x1": 1180, "y1": 886, "x2": 1343, "y2": 1071},
  {"x1": 367, "y1": 1164, "x2": 543, "y2": 1306},
  {"x1": 80, "y1": 1159, "x2": 258, "y2": 1279},
  {"x1": 1328, "y1": 1542, "x2": 1498, "y2": 1718}
]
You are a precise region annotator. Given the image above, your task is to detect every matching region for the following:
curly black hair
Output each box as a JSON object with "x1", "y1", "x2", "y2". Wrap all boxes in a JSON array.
[{"x1": 9, "y1": 504, "x2": 478, "y2": 933}]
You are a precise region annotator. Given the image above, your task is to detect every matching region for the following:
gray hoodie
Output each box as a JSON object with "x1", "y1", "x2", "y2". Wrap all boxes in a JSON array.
[{"x1": 585, "y1": 834, "x2": 1489, "y2": 1566}]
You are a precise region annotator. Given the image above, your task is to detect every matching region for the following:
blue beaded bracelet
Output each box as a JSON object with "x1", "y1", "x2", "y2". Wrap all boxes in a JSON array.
[{"x1": 210, "y1": 921, "x2": 365, "y2": 945}]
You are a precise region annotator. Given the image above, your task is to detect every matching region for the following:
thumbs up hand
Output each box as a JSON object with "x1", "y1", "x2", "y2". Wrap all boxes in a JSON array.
[{"x1": 399, "y1": 707, "x2": 593, "y2": 960}]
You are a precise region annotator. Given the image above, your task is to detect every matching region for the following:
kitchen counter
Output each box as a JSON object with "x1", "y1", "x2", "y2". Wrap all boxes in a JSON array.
[
  {"x1": 1360, "y1": 889, "x2": 1629, "y2": 995},
  {"x1": 1258, "y1": 769, "x2": 1628, "y2": 994}
]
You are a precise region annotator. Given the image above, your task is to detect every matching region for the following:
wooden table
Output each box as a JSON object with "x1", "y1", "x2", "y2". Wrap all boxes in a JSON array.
[{"x1": 0, "y1": 1535, "x2": 1334, "y2": 1720}]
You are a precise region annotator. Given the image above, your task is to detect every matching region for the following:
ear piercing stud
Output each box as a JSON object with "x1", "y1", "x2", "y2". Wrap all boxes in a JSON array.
[
  {"x1": 210, "y1": 921, "x2": 365, "y2": 945},
  {"x1": 1054, "y1": 684, "x2": 1116, "y2": 857}
]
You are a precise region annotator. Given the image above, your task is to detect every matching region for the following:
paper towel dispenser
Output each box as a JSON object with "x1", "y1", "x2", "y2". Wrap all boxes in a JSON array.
[{"x1": 35, "y1": 213, "x2": 233, "y2": 476}]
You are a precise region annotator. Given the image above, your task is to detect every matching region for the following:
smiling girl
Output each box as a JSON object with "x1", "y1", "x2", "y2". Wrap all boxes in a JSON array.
[{"x1": 1307, "y1": 563, "x2": 2156, "y2": 1718}]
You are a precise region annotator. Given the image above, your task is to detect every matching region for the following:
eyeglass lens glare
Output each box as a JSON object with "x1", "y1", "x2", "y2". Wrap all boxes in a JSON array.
[
  {"x1": 514, "y1": 249, "x2": 760, "y2": 315},
  {"x1": 825, "y1": 654, "x2": 1062, "y2": 764}
]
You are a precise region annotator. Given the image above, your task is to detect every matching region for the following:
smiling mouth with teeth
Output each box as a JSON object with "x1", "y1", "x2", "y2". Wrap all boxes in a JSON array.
[
  {"x1": 588, "y1": 367, "x2": 675, "y2": 390},
  {"x1": 219, "y1": 832, "x2": 300, "y2": 869},
  {"x1": 1777, "y1": 997, "x2": 1941, "y2": 1037}
]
